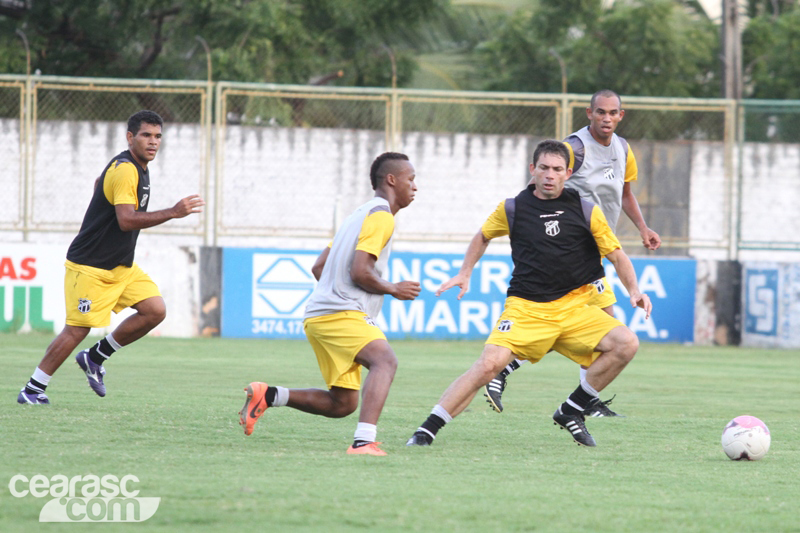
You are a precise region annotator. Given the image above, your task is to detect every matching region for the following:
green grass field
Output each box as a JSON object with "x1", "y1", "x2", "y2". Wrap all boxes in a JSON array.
[{"x1": 1, "y1": 334, "x2": 798, "y2": 532}]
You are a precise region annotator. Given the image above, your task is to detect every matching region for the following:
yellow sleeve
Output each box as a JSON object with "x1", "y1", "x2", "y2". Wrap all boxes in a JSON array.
[
  {"x1": 356, "y1": 210, "x2": 394, "y2": 258},
  {"x1": 102, "y1": 161, "x2": 139, "y2": 207},
  {"x1": 480, "y1": 201, "x2": 510, "y2": 239},
  {"x1": 563, "y1": 141, "x2": 575, "y2": 170},
  {"x1": 590, "y1": 205, "x2": 622, "y2": 256},
  {"x1": 625, "y1": 145, "x2": 638, "y2": 183}
]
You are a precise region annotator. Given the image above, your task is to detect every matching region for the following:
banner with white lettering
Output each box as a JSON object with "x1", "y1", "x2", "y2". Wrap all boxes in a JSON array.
[
  {"x1": 221, "y1": 248, "x2": 696, "y2": 343},
  {"x1": 1, "y1": 244, "x2": 64, "y2": 333}
]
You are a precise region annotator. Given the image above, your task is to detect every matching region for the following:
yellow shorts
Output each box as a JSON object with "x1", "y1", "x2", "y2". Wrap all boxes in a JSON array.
[
  {"x1": 588, "y1": 276, "x2": 617, "y2": 309},
  {"x1": 485, "y1": 290, "x2": 624, "y2": 367},
  {"x1": 64, "y1": 260, "x2": 161, "y2": 328},
  {"x1": 303, "y1": 311, "x2": 387, "y2": 391}
]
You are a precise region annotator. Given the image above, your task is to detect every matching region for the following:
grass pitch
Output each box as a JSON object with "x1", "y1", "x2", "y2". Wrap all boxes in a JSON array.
[{"x1": 1, "y1": 334, "x2": 798, "y2": 532}]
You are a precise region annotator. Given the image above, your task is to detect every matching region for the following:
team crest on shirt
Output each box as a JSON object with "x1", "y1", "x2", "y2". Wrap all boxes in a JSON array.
[
  {"x1": 544, "y1": 220, "x2": 560, "y2": 236},
  {"x1": 364, "y1": 316, "x2": 377, "y2": 327},
  {"x1": 603, "y1": 167, "x2": 615, "y2": 181},
  {"x1": 591, "y1": 279, "x2": 606, "y2": 294},
  {"x1": 77, "y1": 298, "x2": 92, "y2": 314},
  {"x1": 497, "y1": 320, "x2": 513, "y2": 332}
]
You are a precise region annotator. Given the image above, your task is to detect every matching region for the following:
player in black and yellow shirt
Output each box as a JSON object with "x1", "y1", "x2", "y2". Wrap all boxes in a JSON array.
[
  {"x1": 407, "y1": 140, "x2": 652, "y2": 447},
  {"x1": 18, "y1": 110, "x2": 205, "y2": 405}
]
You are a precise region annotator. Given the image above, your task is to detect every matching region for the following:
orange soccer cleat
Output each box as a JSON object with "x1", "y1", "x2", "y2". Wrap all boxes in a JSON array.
[
  {"x1": 239, "y1": 382, "x2": 269, "y2": 436},
  {"x1": 346, "y1": 442, "x2": 387, "y2": 456}
]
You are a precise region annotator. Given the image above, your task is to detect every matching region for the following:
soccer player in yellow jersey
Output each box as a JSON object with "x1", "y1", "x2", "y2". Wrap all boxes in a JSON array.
[
  {"x1": 239, "y1": 152, "x2": 420, "y2": 456},
  {"x1": 17, "y1": 110, "x2": 205, "y2": 405},
  {"x1": 407, "y1": 140, "x2": 652, "y2": 447},
  {"x1": 485, "y1": 90, "x2": 661, "y2": 416}
]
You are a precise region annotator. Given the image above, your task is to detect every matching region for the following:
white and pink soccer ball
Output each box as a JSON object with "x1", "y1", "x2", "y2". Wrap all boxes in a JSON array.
[{"x1": 721, "y1": 416, "x2": 771, "y2": 461}]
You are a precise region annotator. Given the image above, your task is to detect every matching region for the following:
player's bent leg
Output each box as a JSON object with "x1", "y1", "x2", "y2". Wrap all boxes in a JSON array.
[
  {"x1": 285, "y1": 386, "x2": 359, "y2": 418},
  {"x1": 585, "y1": 325, "x2": 639, "y2": 393},
  {"x1": 39, "y1": 326, "x2": 91, "y2": 375},
  {"x1": 239, "y1": 383, "x2": 360, "y2": 436},
  {"x1": 353, "y1": 339, "x2": 398, "y2": 426},
  {"x1": 440, "y1": 344, "x2": 513, "y2": 417},
  {"x1": 484, "y1": 358, "x2": 527, "y2": 413},
  {"x1": 111, "y1": 296, "x2": 167, "y2": 346},
  {"x1": 408, "y1": 344, "x2": 513, "y2": 446},
  {"x1": 583, "y1": 303, "x2": 626, "y2": 417}
]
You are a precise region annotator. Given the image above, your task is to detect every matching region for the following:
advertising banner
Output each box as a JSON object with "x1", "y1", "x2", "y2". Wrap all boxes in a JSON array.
[
  {"x1": 742, "y1": 262, "x2": 800, "y2": 348},
  {"x1": 222, "y1": 248, "x2": 696, "y2": 343},
  {"x1": 0, "y1": 244, "x2": 65, "y2": 334}
]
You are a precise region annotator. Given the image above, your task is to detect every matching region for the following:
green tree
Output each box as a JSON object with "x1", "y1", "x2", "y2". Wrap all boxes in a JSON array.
[
  {"x1": 742, "y1": 7, "x2": 800, "y2": 141},
  {"x1": 476, "y1": 0, "x2": 719, "y2": 98},
  {"x1": 0, "y1": 0, "x2": 443, "y2": 87}
]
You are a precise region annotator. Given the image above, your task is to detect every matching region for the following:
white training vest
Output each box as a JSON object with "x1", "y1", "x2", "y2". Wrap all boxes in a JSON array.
[
  {"x1": 304, "y1": 197, "x2": 393, "y2": 320},
  {"x1": 564, "y1": 126, "x2": 629, "y2": 232}
]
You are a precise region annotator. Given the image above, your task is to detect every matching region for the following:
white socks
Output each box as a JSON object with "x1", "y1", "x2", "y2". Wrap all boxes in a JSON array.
[{"x1": 354, "y1": 422, "x2": 377, "y2": 443}]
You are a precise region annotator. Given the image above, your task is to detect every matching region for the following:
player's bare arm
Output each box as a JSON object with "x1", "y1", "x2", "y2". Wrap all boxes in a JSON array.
[
  {"x1": 436, "y1": 230, "x2": 491, "y2": 299},
  {"x1": 621, "y1": 182, "x2": 661, "y2": 250},
  {"x1": 350, "y1": 250, "x2": 420, "y2": 300},
  {"x1": 115, "y1": 194, "x2": 205, "y2": 232},
  {"x1": 311, "y1": 247, "x2": 330, "y2": 281},
  {"x1": 605, "y1": 248, "x2": 652, "y2": 318}
]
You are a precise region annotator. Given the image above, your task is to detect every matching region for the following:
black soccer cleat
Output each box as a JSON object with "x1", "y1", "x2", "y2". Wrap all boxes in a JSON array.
[
  {"x1": 405, "y1": 431, "x2": 432, "y2": 446},
  {"x1": 553, "y1": 408, "x2": 596, "y2": 447},
  {"x1": 484, "y1": 372, "x2": 507, "y2": 413},
  {"x1": 584, "y1": 394, "x2": 624, "y2": 418}
]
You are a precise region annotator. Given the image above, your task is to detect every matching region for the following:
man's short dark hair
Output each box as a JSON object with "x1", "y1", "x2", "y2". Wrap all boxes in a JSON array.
[
  {"x1": 369, "y1": 152, "x2": 409, "y2": 190},
  {"x1": 589, "y1": 89, "x2": 622, "y2": 110},
  {"x1": 127, "y1": 110, "x2": 163, "y2": 135},
  {"x1": 532, "y1": 139, "x2": 570, "y2": 167}
]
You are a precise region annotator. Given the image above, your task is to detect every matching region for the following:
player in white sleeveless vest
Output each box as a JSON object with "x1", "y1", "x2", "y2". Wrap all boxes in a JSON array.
[
  {"x1": 239, "y1": 152, "x2": 420, "y2": 456},
  {"x1": 304, "y1": 196, "x2": 394, "y2": 321},
  {"x1": 485, "y1": 90, "x2": 661, "y2": 417}
]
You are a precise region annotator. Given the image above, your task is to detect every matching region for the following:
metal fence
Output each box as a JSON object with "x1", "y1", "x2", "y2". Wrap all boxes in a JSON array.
[{"x1": 1, "y1": 74, "x2": 798, "y2": 258}]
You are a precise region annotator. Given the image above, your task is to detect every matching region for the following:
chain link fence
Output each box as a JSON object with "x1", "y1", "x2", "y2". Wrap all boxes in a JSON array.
[
  {"x1": 0, "y1": 75, "x2": 210, "y2": 240},
  {"x1": 3, "y1": 74, "x2": 799, "y2": 257}
]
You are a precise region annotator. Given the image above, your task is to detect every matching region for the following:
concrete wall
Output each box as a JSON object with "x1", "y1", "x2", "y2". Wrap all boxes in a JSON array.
[{"x1": 3, "y1": 120, "x2": 800, "y2": 342}]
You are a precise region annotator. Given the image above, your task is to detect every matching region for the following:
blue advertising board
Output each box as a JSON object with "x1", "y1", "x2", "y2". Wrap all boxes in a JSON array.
[
  {"x1": 743, "y1": 267, "x2": 779, "y2": 337},
  {"x1": 222, "y1": 248, "x2": 696, "y2": 343}
]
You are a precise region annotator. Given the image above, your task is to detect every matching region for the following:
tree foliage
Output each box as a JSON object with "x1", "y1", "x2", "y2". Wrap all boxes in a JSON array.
[
  {"x1": 476, "y1": 0, "x2": 719, "y2": 98},
  {"x1": 1, "y1": 0, "x2": 800, "y2": 104},
  {"x1": 0, "y1": 0, "x2": 444, "y2": 87}
]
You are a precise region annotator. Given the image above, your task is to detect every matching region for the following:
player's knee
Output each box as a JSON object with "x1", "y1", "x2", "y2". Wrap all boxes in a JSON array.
[
  {"x1": 331, "y1": 395, "x2": 359, "y2": 418},
  {"x1": 381, "y1": 352, "x2": 398, "y2": 375},
  {"x1": 145, "y1": 301, "x2": 167, "y2": 327},
  {"x1": 475, "y1": 356, "x2": 502, "y2": 382},
  {"x1": 620, "y1": 329, "x2": 639, "y2": 361}
]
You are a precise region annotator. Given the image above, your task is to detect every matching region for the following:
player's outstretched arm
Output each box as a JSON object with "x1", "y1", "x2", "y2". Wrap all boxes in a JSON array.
[
  {"x1": 436, "y1": 230, "x2": 491, "y2": 300},
  {"x1": 351, "y1": 250, "x2": 420, "y2": 300},
  {"x1": 621, "y1": 183, "x2": 661, "y2": 250},
  {"x1": 115, "y1": 194, "x2": 205, "y2": 231},
  {"x1": 605, "y1": 248, "x2": 652, "y2": 319}
]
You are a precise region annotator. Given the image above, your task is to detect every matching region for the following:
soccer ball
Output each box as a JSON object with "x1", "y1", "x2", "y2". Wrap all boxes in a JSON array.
[{"x1": 721, "y1": 416, "x2": 771, "y2": 461}]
